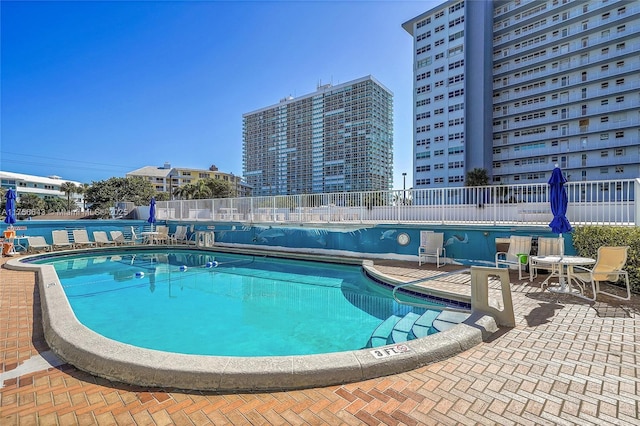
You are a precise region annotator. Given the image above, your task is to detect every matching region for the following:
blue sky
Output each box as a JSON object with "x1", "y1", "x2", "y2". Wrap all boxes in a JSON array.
[{"x1": 1, "y1": 0, "x2": 438, "y2": 189}]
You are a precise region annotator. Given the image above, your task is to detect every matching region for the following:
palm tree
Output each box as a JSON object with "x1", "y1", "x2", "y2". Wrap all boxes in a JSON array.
[
  {"x1": 192, "y1": 179, "x2": 212, "y2": 199},
  {"x1": 173, "y1": 185, "x2": 193, "y2": 200},
  {"x1": 465, "y1": 168, "x2": 490, "y2": 208},
  {"x1": 60, "y1": 181, "x2": 78, "y2": 212},
  {"x1": 465, "y1": 168, "x2": 489, "y2": 186},
  {"x1": 79, "y1": 183, "x2": 91, "y2": 211}
]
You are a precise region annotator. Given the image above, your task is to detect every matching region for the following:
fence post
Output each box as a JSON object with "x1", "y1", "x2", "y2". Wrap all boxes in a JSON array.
[{"x1": 635, "y1": 178, "x2": 640, "y2": 227}]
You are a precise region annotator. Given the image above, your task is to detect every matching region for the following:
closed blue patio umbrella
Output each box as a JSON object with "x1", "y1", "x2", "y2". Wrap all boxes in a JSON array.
[
  {"x1": 548, "y1": 166, "x2": 572, "y2": 255},
  {"x1": 4, "y1": 188, "x2": 17, "y2": 226},
  {"x1": 148, "y1": 197, "x2": 156, "y2": 231}
]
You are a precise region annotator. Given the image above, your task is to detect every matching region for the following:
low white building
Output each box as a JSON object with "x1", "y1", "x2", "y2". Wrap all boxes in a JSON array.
[{"x1": 0, "y1": 171, "x2": 85, "y2": 211}]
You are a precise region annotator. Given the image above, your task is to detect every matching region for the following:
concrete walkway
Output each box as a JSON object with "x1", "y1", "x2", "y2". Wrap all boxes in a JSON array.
[{"x1": 1, "y1": 256, "x2": 638, "y2": 425}]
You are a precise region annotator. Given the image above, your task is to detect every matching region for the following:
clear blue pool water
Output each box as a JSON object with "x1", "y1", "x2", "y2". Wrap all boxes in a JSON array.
[{"x1": 34, "y1": 249, "x2": 447, "y2": 356}]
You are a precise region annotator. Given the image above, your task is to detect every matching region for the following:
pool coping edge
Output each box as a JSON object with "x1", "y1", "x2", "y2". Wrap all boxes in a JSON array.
[{"x1": 5, "y1": 253, "x2": 498, "y2": 393}]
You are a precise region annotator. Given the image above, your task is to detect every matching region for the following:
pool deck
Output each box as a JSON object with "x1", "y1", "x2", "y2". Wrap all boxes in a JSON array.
[{"x1": 1, "y1": 254, "x2": 639, "y2": 425}]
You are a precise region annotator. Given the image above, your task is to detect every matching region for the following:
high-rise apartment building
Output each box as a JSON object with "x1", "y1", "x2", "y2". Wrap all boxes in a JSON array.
[
  {"x1": 403, "y1": 0, "x2": 639, "y2": 189},
  {"x1": 242, "y1": 75, "x2": 394, "y2": 196}
]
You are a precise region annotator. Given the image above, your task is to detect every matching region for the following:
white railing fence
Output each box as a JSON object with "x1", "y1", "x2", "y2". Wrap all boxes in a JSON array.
[{"x1": 155, "y1": 178, "x2": 639, "y2": 227}]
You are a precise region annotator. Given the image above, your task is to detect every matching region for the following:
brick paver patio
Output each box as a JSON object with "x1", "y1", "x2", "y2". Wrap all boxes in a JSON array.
[{"x1": 1, "y1": 255, "x2": 638, "y2": 425}]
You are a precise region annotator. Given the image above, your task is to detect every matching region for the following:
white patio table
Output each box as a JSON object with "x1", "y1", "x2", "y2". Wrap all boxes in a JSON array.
[{"x1": 530, "y1": 255, "x2": 596, "y2": 298}]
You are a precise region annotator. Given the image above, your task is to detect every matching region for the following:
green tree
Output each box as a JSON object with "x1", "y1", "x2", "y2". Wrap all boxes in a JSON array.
[
  {"x1": 206, "y1": 179, "x2": 232, "y2": 199},
  {"x1": 173, "y1": 184, "x2": 193, "y2": 200},
  {"x1": 16, "y1": 194, "x2": 46, "y2": 219},
  {"x1": 154, "y1": 191, "x2": 171, "y2": 201},
  {"x1": 45, "y1": 197, "x2": 68, "y2": 214},
  {"x1": 465, "y1": 168, "x2": 489, "y2": 186},
  {"x1": 77, "y1": 183, "x2": 91, "y2": 211},
  {"x1": 191, "y1": 179, "x2": 212, "y2": 199},
  {"x1": 465, "y1": 168, "x2": 490, "y2": 208},
  {"x1": 85, "y1": 177, "x2": 155, "y2": 217},
  {"x1": 60, "y1": 181, "x2": 78, "y2": 211}
]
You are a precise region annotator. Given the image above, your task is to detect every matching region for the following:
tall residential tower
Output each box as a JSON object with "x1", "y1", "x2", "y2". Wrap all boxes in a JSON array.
[
  {"x1": 404, "y1": 0, "x2": 639, "y2": 189},
  {"x1": 242, "y1": 75, "x2": 394, "y2": 196}
]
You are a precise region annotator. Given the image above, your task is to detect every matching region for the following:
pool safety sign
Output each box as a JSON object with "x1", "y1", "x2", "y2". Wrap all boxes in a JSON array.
[{"x1": 370, "y1": 344, "x2": 411, "y2": 359}]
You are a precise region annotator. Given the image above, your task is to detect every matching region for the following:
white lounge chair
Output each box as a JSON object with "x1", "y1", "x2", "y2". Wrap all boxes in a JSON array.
[
  {"x1": 495, "y1": 235, "x2": 532, "y2": 281},
  {"x1": 27, "y1": 236, "x2": 52, "y2": 252},
  {"x1": 110, "y1": 230, "x2": 134, "y2": 245},
  {"x1": 72, "y1": 229, "x2": 96, "y2": 248},
  {"x1": 93, "y1": 231, "x2": 116, "y2": 246},
  {"x1": 418, "y1": 231, "x2": 446, "y2": 267},
  {"x1": 52, "y1": 230, "x2": 74, "y2": 250},
  {"x1": 170, "y1": 225, "x2": 191, "y2": 244}
]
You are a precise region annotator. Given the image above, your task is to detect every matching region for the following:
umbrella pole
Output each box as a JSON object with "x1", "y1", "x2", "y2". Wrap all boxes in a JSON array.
[{"x1": 558, "y1": 234, "x2": 567, "y2": 291}]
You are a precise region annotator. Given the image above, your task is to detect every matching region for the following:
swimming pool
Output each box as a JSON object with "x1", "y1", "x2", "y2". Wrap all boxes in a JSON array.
[
  {"x1": 10, "y1": 246, "x2": 495, "y2": 392},
  {"x1": 32, "y1": 249, "x2": 450, "y2": 356}
]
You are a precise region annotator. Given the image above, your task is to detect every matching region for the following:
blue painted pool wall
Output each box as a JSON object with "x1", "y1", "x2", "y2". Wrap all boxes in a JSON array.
[
  {"x1": 181, "y1": 221, "x2": 574, "y2": 264},
  {"x1": 3, "y1": 219, "x2": 574, "y2": 264}
]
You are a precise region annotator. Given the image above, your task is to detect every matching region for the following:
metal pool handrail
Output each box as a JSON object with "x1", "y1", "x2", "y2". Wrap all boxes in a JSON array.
[{"x1": 391, "y1": 268, "x2": 472, "y2": 312}]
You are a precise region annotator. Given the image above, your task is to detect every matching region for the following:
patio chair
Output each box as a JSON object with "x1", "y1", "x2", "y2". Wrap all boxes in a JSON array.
[
  {"x1": 27, "y1": 236, "x2": 52, "y2": 252},
  {"x1": 72, "y1": 229, "x2": 96, "y2": 248},
  {"x1": 495, "y1": 235, "x2": 532, "y2": 281},
  {"x1": 155, "y1": 225, "x2": 170, "y2": 244},
  {"x1": 572, "y1": 246, "x2": 631, "y2": 301},
  {"x1": 93, "y1": 231, "x2": 116, "y2": 246},
  {"x1": 130, "y1": 227, "x2": 146, "y2": 244},
  {"x1": 529, "y1": 237, "x2": 563, "y2": 281},
  {"x1": 52, "y1": 230, "x2": 74, "y2": 250},
  {"x1": 112, "y1": 229, "x2": 142, "y2": 245},
  {"x1": 110, "y1": 230, "x2": 132, "y2": 245},
  {"x1": 170, "y1": 225, "x2": 187, "y2": 244},
  {"x1": 418, "y1": 231, "x2": 446, "y2": 267}
]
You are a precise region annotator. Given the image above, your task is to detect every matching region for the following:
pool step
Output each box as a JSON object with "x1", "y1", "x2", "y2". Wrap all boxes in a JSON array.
[
  {"x1": 432, "y1": 311, "x2": 471, "y2": 332},
  {"x1": 366, "y1": 315, "x2": 403, "y2": 348},
  {"x1": 389, "y1": 312, "x2": 422, "y2": 344},
  {"x1": 411, "y1": 309, "x2": 441, "y2": 339},
  {"x1": 366, "y1": 309, "x2": 471, "y2": 348}
]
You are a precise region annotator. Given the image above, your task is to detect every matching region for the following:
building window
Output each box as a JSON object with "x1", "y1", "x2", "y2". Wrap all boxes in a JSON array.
[{"x1": 615, "y1": 131, "x2": 624, "y2": 138}]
